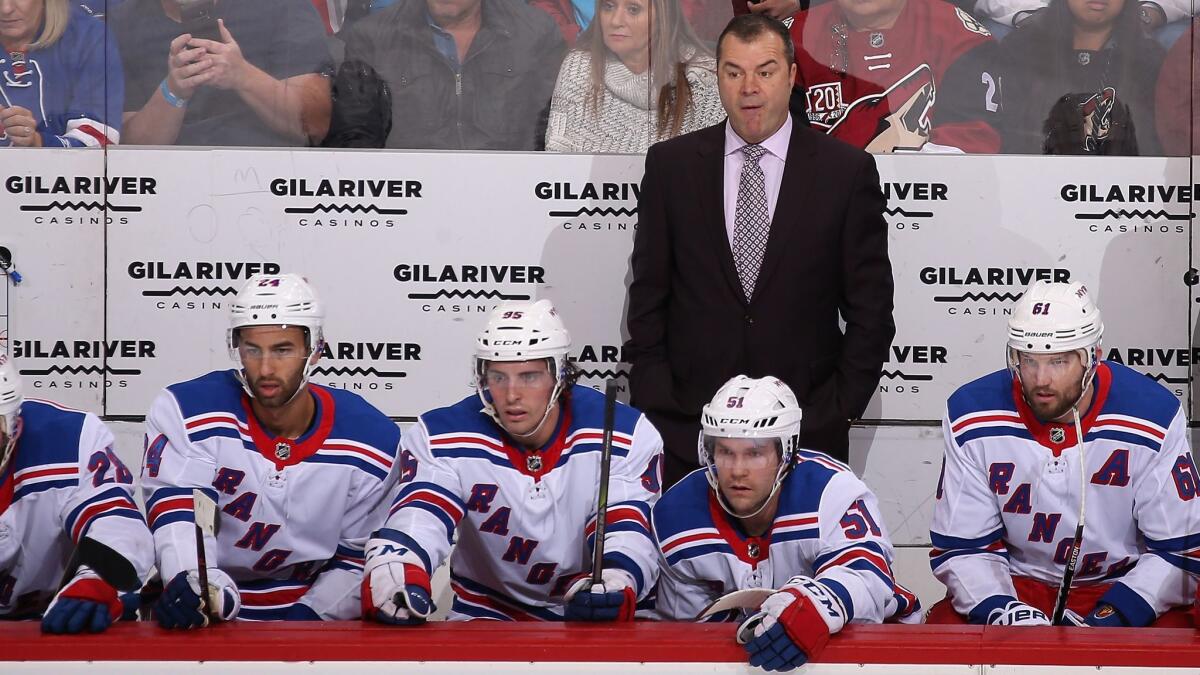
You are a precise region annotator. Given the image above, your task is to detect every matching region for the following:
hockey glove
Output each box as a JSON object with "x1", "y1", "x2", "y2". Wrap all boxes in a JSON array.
[
  {"x1": 42, "y1": 565, "x2": 133, "y2": 634},
  {"x1": 563, "y1": 568, "x2": 637, "y2": 622},
  {"x1": 738, "y1": 576, "x2": 847, "y2": 672},
  {"x1": 885, "y1": 582, "x2": 924, "y2": 624},
  {"x1": 154, "y1": 569, "x2": 240, "y2": 630},
  {"x1": 362, "y1": 535, "x2": 434, "y2": 625},
  {"x1": 987, "y1": 600, "x2": 1051, "y2": 626}
]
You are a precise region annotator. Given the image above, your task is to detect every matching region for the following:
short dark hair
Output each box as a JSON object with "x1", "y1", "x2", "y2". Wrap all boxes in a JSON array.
[{"x1": 716, "y1": 14, "x2": 795, "y2": 66}]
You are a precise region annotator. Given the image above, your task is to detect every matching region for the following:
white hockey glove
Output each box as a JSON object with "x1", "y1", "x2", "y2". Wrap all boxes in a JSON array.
[
  {"x1": 362, "y1": 534, "x2": 433, "y2": 625},
  {"x1": 987, "y1": 600, "x2": 1051, "y2": 626},
  {"x1": 563, "y1": 568, "x2": 637, "y2": 621},
  {"x1": 738, "y1": 576, "x2": 847, "y2": 672},
  {"x1": 154, "y1": 568, "x2": 240, "y2": 629}
]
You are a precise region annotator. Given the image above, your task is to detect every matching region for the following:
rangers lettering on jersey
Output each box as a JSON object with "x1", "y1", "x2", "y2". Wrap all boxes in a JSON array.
[
  {"x1": 141, "y1": 370, "x2": 399, "y2": 620},
  {"x1": 373, "y1": 384, "x2": 663, "y2": 620},
  {"x1": 931, "y1": 362, "x2": 1200, "y2": 626}
]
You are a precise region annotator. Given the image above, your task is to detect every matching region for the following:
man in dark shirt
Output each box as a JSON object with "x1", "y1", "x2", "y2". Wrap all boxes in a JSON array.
[
  {"x1": 340, "y1": 0, "x2": 565, "y2": 150},
  {"x1": 112, "y1": 0, "x2": 333, "y2": 146}
]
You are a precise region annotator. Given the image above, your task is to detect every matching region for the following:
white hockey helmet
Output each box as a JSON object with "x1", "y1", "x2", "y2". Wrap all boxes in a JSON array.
[
  {"x1": 1006, "y1": 280, "x2": 1104, "y2": 392},
  {"x1": 474, "y1": 299, "x2": 572, "y2": 434},
  {"x1": 227, "y1": 273, "x2": 325, "y2": 400},
  {"x1": 0, "y1": 352, "x2": 24, "y2": 472},
  {"x1": 699, "y1": 375, "x2": 803, "y2": 517}
]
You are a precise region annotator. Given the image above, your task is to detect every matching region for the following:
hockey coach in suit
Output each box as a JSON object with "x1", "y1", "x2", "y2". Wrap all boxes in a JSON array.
[{"x1": 625, "y1": 13, "x2": 895, "y2": 487}]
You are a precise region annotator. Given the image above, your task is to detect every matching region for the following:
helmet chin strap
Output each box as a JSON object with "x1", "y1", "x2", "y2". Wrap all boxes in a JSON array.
[
  {"x1": 706, "y1": 455, "x2": 791, "y2": 521},
  {"x1": 477, "y1": 358, "x2": 565, "y2": 444}
]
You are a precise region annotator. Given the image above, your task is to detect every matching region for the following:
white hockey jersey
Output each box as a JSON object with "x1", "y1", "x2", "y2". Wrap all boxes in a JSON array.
[
  {"x1": 931, "y1": 362, "x2": 1200, "y2": 626},
  {"x1": 652, "y1": 453, "x2": 908, "y2": 623},
  {"x1": 141, "y1": 370, "x2": 400, "y2": 621},
  {"x1": 377, "y1": 384, "x2": 664, "y2": 620},
  {"x1": 0, "y1": 400, "x2": 153, "y2": 618}
]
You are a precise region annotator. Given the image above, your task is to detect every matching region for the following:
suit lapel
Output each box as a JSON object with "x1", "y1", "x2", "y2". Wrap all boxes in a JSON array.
[
  {"x1": 750, "y1": 121, "x2": 818, "y2": 302},
  {"x1": 698, "y1": 122, "x2": 746, "y2": 305}
]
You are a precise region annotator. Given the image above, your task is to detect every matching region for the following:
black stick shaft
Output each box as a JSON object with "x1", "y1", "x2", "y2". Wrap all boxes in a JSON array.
[
  {"x1": 592, "y1": 379, "x2": 618, "y2": 585},
  {"x1": 1051, "y1": 524, "x2": 1084, "y2": 624}
]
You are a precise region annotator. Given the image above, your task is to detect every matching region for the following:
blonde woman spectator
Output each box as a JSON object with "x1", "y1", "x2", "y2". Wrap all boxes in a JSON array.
[
  {"x1": 546, "y1": 0, "x2": 725, "y2": 152},
  {"x1": 0, "y1": 0, "x2": 123, "y2": 147}
]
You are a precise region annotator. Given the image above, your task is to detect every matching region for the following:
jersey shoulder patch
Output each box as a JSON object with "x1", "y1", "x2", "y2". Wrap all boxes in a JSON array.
[
  {"x1": 165, "y1": 369, "x2": 244, "y2": 420},
  {"x1": 652, "y1": 470, "x2": 716, "y2": 542},
  {"x1": 954, "y1": 6, "x2": 991, "y2": 36},
  {"x1": 13, "y1": 400, "x2": 88, "y2": 470}
]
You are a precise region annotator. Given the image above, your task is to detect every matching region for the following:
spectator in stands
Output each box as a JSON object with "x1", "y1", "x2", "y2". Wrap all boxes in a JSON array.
[
  {"x1": 0, "y1": 0, "x2": 123, "y2": 147},
  {"x1": 340, "y1": 0, "x2": 565, "y2": 150},
  {"x1": 1153, "y1": 19, "x2": 1195, "y2": 155},
  {"x1": 533, "y1": 0, "x2": 732, "y2": 45},
  {"x1": 112, "y1": 0, "x2": 333, "y2": 146},
  {"x1": 791, "y1": 0, "x2": 1003, "y2": 153},
  {"x1": 974, "y1": 0, "x2": 1188, "y2": 43},
  {"x1": 998, "y1": 0, "x2": 1165, "y2": 155},
  {"x1": 545, "y1": 0, "x2": 726, "y2": 152}
]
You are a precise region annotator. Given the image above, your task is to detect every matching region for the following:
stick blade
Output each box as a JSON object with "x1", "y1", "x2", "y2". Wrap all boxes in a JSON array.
[
  {"x1": 193, "y1": 490, "x2": 218, "y2": 537},
  {"x1": 696, "y1": 588, "x2": 775, "y2": 621}
]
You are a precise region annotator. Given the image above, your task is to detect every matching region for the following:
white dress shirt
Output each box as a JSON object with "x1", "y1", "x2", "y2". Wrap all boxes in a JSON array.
[{"x1": 722, "y1": 114, "x2": 793, "y2": 249}]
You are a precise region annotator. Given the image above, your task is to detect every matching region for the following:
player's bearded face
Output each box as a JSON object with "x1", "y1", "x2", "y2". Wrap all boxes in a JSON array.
[
  {"x1": 1016, "y1": 350, "x2": 1086, "y2": 422},
  {"x1": 711, "y1": 437, "x2": 781, "y2": 516},
  {"x1": 237, "y1": 325, "x2": 313, "y2": 408},
  {"x1": 485, "y1": 360, "x2": 557, "y2": 437}
]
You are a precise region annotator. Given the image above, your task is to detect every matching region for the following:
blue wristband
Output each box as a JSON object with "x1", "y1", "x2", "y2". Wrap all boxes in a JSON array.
[{"x1": 159, "y1": 78, "x2": 187, "y2": 108}]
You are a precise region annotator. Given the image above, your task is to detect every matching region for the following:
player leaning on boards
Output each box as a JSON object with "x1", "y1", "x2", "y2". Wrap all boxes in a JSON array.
[
  {"x1": 143, "y1": 273, "x2": 400, "y2": 627},
  {"x1": 653, "y1": 376, "x2": 919, "y2": 672},
  {"x1": 0, "y1": 353, "x2": 153, "y2": 634},
  {"x1": 363, "y1": 300, "x2": 664, "y2": 622},
  {"x1": 928, "y1": 280, "x2": 1200, "y2": 627}
]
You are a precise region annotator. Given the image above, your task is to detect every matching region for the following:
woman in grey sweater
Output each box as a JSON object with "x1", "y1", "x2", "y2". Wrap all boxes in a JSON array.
[{"x1": 545, "y1": 0, "x2": 726, "y2": 152}]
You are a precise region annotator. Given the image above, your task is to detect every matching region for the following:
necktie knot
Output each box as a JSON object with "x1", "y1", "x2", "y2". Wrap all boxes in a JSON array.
[{"x1": 742, "y1": 143, "x2": 766, "y2": 163}]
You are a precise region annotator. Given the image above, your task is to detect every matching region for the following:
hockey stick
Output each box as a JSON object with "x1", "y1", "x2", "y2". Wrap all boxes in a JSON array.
[
  {"x1": 192, "y1": 489, "x2": 219, "y2": 626},
  {"x1": 1050, "y1": 407, "x2": 1088, "y2": 625},
  {"x1": 591, "y1": 379, "x2": 618, "y2": 585}
]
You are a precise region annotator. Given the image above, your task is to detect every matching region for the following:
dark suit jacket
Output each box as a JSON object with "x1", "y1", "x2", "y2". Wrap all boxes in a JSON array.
[{"x1": 625, "y1": 118, "x2": 895, "y2": 471}]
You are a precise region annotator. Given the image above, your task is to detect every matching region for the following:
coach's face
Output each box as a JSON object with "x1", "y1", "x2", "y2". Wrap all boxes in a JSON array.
[
  {"x1": 485, "y1": 359, "x2": 557, "y2": 439},
  {"x1": 1015, "y1": 350, "x2": 1087, "y2": 422},
  {"x1": 236, "y1": 325, "x2": 315, "y2": 408},
  {"x1": 712, "y1": 437, "x2": 781, "y2": 516},
  {"x1": 718, "y1": 32, "x2": 796, "y2": 145}
]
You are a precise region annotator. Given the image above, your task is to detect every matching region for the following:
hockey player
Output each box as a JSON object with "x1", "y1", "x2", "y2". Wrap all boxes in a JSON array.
[
  {"x1": 363, "y1": 299, "x2": 664, "y2": 623},
  {"x1": 143, "y1": 273, "x2": 400, "y2": 627},
  {"x1": 0, "y1": 353, "x2": 153, "y2": 633},
  {"x1": 929, "y1": 280, "x2": 1200, "y2": 627},
  {"x1": 654, "y1": 375, "x2": 918, "y2": 672},
  {"x1": 790, "y1": 0, "x2": 1002, "y2": 153}
]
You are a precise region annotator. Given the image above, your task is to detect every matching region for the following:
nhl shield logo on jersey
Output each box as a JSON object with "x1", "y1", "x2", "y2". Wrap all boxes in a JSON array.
[
  {"x1": 1049, "y1": 427, "x2": 1065, "y2": 444},
  {"x1": 275, "y1": 441, "x2": 292, "y2": 460},
  {"x1": 526, "y1": 453, "x2": 543, "y2": 472}
]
